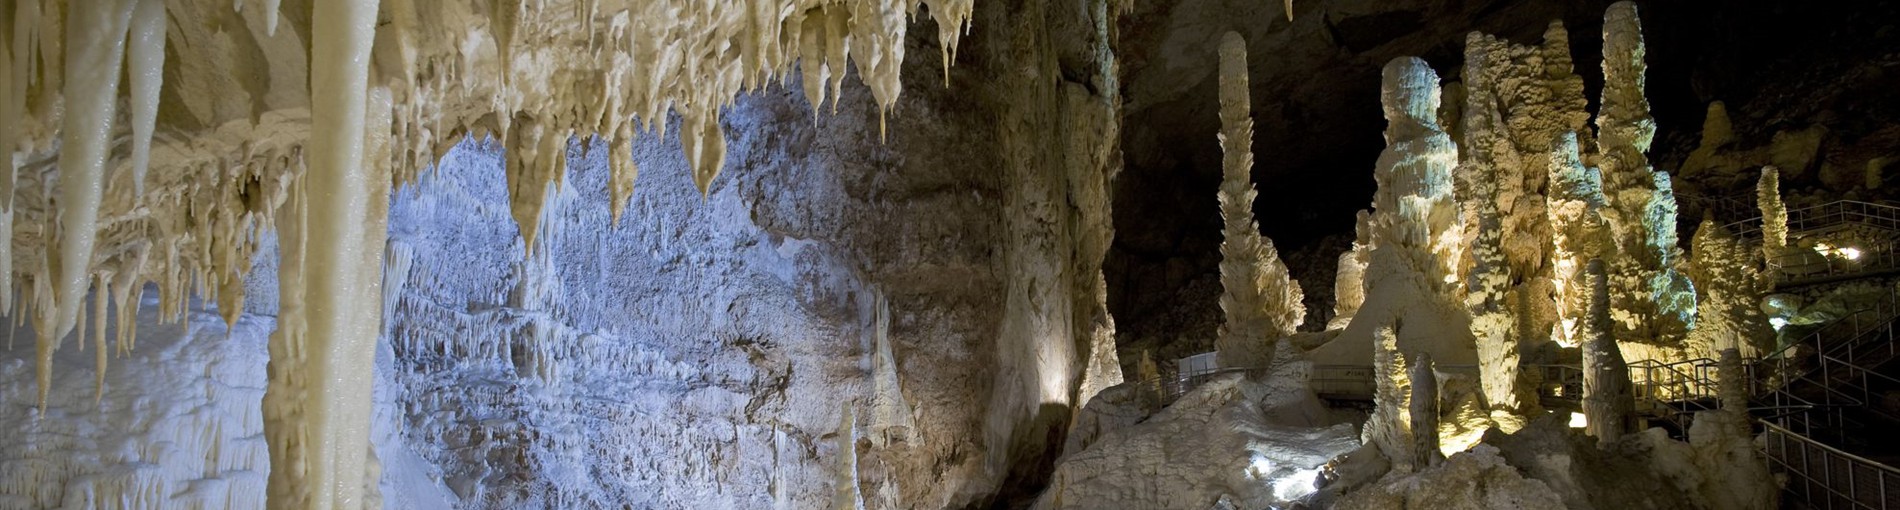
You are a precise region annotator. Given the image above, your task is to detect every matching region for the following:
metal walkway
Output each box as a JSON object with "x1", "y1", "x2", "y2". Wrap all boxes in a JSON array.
[{"x1": 1729, "y1": 200, "x2": 1900, "y2": 288}]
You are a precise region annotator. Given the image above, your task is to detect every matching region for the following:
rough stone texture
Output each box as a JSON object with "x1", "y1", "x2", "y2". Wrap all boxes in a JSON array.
[
  {"x1": 1686, "y1": 218, "x2": 1771, "y2": 358},
  {"x1": 1333, "y1": 445, "x2": 1565, "y2": 510},
  {"x1": 1032, "y1": 365, "x2": 1359, "y2": 509}
]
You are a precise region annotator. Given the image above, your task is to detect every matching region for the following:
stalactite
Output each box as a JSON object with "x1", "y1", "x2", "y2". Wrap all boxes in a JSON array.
[
  {"x1": 1213, "y1": 31, "x2": 1303, "y2": 369},
  {"x1": 40, "y1": 0, "x2": 138, "y2": 410},
  {"x1": 1580, "y1": 259, "x2": 1633, "y2": 449},
  {"x1": 125, "y1": 0, "x2": 165, "y2": 198},
  {"x1": 262, "y1": 0, "x2": 385, "y2": 507},
  {"x1": 868, "y1": 290, "x2": 916, "y2": 447}
]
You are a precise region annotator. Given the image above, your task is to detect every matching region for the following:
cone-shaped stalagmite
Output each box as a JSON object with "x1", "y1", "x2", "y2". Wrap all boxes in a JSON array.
[
  {"x1": 1580, "y1": 259, "x2": 1634, "y2": 448},
  {"x1": 1214, "y1": 32, "x2": 1303, "y2": 368}
]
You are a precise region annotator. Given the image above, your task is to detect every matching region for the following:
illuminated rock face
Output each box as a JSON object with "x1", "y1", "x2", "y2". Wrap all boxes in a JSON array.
[{"x1": 1314, "y1": 57, "x2": 1476, "y2": 368}]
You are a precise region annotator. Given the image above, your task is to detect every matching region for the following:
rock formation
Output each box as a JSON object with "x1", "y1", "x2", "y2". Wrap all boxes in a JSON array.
[
  {"x1": 1579, "y1": 259, "x2": 1633, "y2": 448},
  {"x1": 1213, "y1": 31, "x2": 1303, "y2": 369},
  {"x1": 1758, "y1": 165, "x2": 1789, "y2": 271},
  {"x1": 1329, "y1": 210, "x2": 1372, "y2": 331},
  {"x1": 1313, "y1": 57, "x2": 1475, "y2": 367},
  {"x1": 1687, "y1": 218, "x2": 1773, "y2": 358}
]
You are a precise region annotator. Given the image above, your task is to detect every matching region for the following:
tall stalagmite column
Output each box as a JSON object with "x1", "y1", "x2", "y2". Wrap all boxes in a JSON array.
[
  {"x1": 1580, "y1": 259, "x2": 1634, "y2": 448},
  {"x1": 1214, "y1": 31, "x2": 1303, "y2": 368},
  {"x1": 1757, "y1": 166, "x2": 1787, "y2": 281},
  {"x1": 1597, "y1": 1, "x2": 1695, "y2": 348},
  {"x1": 1547, "y1": 133, "x2": 1611, "y2": 345},
  {"x1": 1687, "y1": 217, "x2": 1772, "y2": 358}
]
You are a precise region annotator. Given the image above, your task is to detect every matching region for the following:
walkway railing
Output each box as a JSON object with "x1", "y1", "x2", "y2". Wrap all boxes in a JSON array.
[
  {"x1": 1729, "y1": 200, "x2": 1900, "y2": 240},
  {"x1": 1764, "y1": 422, "x2": 1900, "y2": 509},
  {"x1": 1725, "y1": 200, "x2": 1900, "y2": 287}
]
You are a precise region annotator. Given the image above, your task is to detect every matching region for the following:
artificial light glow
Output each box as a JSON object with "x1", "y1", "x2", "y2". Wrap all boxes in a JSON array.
[
  {"x1": 1269, "y1": 467, "x2": 1323, "y2": 501},
  {"x1": 1247, "y1": 456, "x2": 1274, "y2": 480},
  {"x1": 1813, "y1": 242, "x2": 1864, "y2": 261},
  {"x1": 1569, "y1": 412, "x2": 1588, "y2": 428},
  {"x1": 1556, "y1": 319, "x2": 1579, "y2": 347},
  {"x1": 1770, "y1": 317, "x2": 1789, "y2": 331},
  {"x1": 1439, "y1": 424, "x2": 1490, "y2": 457}
]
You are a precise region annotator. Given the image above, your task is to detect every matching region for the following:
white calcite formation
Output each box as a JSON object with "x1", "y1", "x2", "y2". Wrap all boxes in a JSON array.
[
  {"x1": 1328, "y1": 210, "x2": 1372, "y2": 331},
  {"x1": 1333, "y1": 444, "x2": 1564, "y2": 510},
  {"x1": 1546, "y1": 132, "x2": 1613, "y2": 347},
  {"x1": 1686, "y1": 218, "x2": 1772, "y2": 358},
  {"x1": 1212, "y1": 31, "x2": 1303, "y2": 369},
  {"x1": 1314, "y1": 57, "x2": 1475, "y2": 368},
  {"x1": 1594, "y1": 2, "x2": 1697, "y2": 355}
]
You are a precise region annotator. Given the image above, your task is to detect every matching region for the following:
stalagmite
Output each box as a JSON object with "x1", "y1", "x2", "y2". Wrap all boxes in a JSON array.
[
  {"x1": 1757, "y1": 166, "x2": 1787, "y2": 271},
  {"x1": 832, "y1": 403, "x2": 861, "y2": 510},
  {"x1": 1366, "y1": 323, "x2": 1418, "y2": 473},
  {"x1": 1461, "y1": 142, "x2": 1529, "y2": 422},
  {"x1": 1596, "y1": 1, "x2": 1695, "y2": 348},
  {"x1": 1687, "y1": 217, "x2": 1771, "y2": 358},
  {"x1": 1456, "y1": 23, "x2": 1590, "y2": 355},
  {"x1": 1407, "y1": 352, "x2": 1443, "y2": 469},
  {"x1": 125, "y1": 0, "x2": 165, "y2": 198},
  {"x1": 1315, "y1": 57, "x2": 1472, "y2": 368},
  {"x1": 1330, "y1": 210, "x2": 1371, "y2": 330},
  {"x1": 1546, "y1": 133, "x2": 1610, "y2": 345},
  {"x1": 1213, "y1": 31, "x2": 1303, "y2": 369},
  {"x1": 41, "y1": 0, "x2": 138, "y2": 409},
  {"x1": 1580, "y1": 259, "x2": 1633, "y2": 448}
]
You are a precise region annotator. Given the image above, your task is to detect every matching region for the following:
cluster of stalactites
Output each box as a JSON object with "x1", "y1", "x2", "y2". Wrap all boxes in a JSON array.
[
  {"x1": 1213, "y1": 31, "x2": 1303, "y2": 369},
  {"x1": 3, "y1": 0, "x2": 244, "y2": 410},
  {"x1": 369, "y1": 0, "x2": 982, "y2": 254},
  {"x1": 4, "y1": 0, "x2": 983, "y2": 405}
]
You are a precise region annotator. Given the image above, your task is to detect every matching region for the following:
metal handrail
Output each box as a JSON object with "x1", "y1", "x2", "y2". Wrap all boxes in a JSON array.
[
  {"x1": 1730, "y1": 200, "x2": 1900, "y2": 239},
  {"x1": 1762, "y1": 421, "x2": 1900, "y2": 509}
]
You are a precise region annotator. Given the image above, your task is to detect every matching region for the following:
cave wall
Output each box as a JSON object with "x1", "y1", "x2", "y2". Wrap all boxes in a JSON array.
[{"x1": 377, "y1": 0, "x2": 1122, "y2": 507}]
